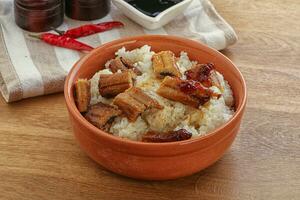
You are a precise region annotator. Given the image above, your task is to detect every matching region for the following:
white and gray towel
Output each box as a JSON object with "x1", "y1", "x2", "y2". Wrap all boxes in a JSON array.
[{"x1": 0, "y1": 0, "x2": 237, "y2": 102}]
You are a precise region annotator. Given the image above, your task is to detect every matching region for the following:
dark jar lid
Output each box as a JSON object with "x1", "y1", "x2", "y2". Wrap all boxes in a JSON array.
[
  {"x1": 14, "y1": 0, "x2": 64, "y2": 32},
  {"x1": 65, "y1": 0, "x2": 111, "y2": 21},
  {"x1": 15, "y1": 0, "x2": 62, "y2": 10}
]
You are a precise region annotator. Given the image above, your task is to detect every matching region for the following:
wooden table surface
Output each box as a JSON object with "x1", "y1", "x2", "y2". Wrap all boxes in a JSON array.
[{"x1": 1, "y1": 0, "x2": 299, "y2": 199}]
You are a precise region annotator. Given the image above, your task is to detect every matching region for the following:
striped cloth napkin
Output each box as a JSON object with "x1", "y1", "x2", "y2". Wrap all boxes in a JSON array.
[{"x1": 0, "y1": 0, "x2": 237, "y2": 102}]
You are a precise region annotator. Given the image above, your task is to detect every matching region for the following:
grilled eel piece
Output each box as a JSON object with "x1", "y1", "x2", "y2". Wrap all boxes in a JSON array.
[
  {"x1": 185, "y1": 63, "x2": 221, "y2": 89},
  {"x1": 99, "y1": 71, "x2": 134, "y2": 98},
  {"x1": 108, "y1": 57, "x2": 142, "y2": 75},
  {"x1": 157, "y1": 76, "x2": 199, "y2": 107},
  {"x1": 157, "y1": 76, "x2": 220, "y2": 108},
  {"x1": 152, "y1": 51, "x2": 181, "y2": 79},
  {"x1": 142, "y1": 129, "x2": 192, "y2": 143},
  {"x1": 74, "y1": 79, "x2": 91, "y2": 113},
  {"x1": 113, "y1": 87, "x2": 163, "y2": 122},
  {"x1": 85, "y1": 102, "x2": 122, "y2": 131}
]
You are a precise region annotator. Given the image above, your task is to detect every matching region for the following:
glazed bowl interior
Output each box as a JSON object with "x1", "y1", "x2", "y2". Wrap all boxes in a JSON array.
[{"x1": 65, "y1": 35, "x2": 246, "y2": 155}]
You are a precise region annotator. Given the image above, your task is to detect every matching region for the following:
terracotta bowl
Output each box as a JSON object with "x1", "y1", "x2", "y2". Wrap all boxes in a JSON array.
[{"x1": 64, "y1": 35, "x2": 247, "y2": 180}]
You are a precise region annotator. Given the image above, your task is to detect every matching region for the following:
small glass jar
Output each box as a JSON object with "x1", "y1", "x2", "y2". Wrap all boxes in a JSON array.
[
  {"x1": 65, "y1": 0, "x2": 110, "y2": 21},
  {"x1": 14, "y1": 0, "x2": 64, "y2": 32}
]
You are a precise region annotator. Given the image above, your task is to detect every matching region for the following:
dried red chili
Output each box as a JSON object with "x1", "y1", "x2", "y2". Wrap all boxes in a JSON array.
[
  {"x1": 53, "y1": 21, "x2": 124, "y2": 38},
  {"x1": 142, "y1": 129, "x2": 192, "y2": 143},
  {"x1": 29, "y1": 33, "x2": 94, "y2": 52}
]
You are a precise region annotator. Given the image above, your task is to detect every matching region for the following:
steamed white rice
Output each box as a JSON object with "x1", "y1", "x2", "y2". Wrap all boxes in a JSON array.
[{"x1": 89, "y1": 45, "x2": 235, "y2": 141}]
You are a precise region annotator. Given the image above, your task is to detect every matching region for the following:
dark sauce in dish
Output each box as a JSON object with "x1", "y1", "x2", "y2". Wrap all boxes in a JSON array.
[{"x1": 125, "y1": 0, "x2": 183, "y2": 17}]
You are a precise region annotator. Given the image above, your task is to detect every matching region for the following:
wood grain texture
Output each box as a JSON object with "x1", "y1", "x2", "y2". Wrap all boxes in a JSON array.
[{"x1": 0, "y1": 0, "x2": 300, "y2": 199}]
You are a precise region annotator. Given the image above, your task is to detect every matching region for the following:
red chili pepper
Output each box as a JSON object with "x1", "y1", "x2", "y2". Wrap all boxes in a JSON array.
[
  {"x1": 29, "y1": 33, "x2": 94, "y2": 52},
  {"x1": 53, "y1": 21, "x2": 124, "y2": 38}
]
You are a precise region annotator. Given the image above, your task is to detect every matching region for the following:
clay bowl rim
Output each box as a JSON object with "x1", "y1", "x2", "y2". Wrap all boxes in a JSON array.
[{"x1": 64, "y1": 35, "x2": 247, "y2": 150}]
